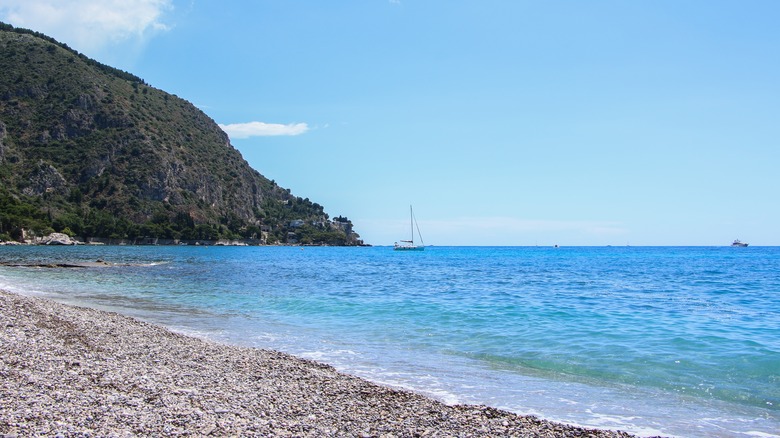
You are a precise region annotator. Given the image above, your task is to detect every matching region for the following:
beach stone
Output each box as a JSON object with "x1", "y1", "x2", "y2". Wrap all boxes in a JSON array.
[{"x1": 0, "y1": 290, "x2": 637, "y2": 437}]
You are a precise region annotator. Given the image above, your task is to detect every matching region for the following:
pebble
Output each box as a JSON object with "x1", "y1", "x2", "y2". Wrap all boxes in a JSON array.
[{"x1": 0, "y1": 290, "x2": 640, "y2": 437}]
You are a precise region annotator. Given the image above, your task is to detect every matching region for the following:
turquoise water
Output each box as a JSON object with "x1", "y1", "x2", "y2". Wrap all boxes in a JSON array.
[{"x1": 1, "y1": 246, "x2": 778, "y2": 437}]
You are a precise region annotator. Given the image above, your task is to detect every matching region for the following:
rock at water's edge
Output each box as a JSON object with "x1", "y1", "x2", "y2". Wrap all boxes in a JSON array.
[{"x1": 38, "y1": 232, "x2": 79, "y2": 245}]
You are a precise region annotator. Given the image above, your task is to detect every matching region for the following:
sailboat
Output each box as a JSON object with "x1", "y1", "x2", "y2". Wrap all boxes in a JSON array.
[{"x1": 394, "y1": 206, "x2": 424, "y2": 251}]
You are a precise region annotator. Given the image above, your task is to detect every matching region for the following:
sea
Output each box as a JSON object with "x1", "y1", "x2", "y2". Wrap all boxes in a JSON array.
[{"x1": 0, "y1": 245, "x2": 778, "y2": 437}]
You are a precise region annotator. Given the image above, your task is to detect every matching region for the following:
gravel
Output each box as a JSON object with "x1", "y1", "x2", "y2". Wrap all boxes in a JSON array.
[{"x1": 1, "y1": 289, "x2": 637, "y2": 437}]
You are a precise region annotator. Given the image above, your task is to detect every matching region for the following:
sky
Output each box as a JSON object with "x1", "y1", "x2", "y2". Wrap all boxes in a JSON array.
[{"x1": 2, "y1": 0, "x2": 778, "y2": 246}]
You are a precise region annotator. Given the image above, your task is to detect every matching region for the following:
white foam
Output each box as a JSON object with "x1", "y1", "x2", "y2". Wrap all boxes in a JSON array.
[
  {"x1": 300, "y1": 349, "x2": 359, "y2": 362},
  {"x1": 743, "y1": 432, "x2": 780, "y2": 438},
  {"x1": 0, "y1": 275, "x2": 53, "y2": 298}
]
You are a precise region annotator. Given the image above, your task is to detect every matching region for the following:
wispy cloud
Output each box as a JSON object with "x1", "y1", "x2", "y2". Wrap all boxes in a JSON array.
[
  {"x1": 424, "y1": 217, "x2": 628, "y2": 239},
  {"x1": 218, "y1": 122, "x2": 310, "y2": 139},
  {"x1": 364, "y1": 216, "x2": 628, "y2": 246},
  {"x1": 0, "y1": 0, "x2": 173, "y2": 55},
  {"x1": 399, "y1": 216, "x2": 616, "y2": 232}
]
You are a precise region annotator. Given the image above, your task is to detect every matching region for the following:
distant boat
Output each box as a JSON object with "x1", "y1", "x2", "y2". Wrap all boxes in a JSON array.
[
  {"x1": 731, "y1": 239, "x2": 749, "y2": 247},
  {"x1": 394, "y1": 206, "x2": 424, "y2": 251}
]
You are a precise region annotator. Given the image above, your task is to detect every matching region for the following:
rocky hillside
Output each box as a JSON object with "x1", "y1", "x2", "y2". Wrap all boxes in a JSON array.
[{"x1": 0, "y1": 23, "x2": 362, "y2": 245}]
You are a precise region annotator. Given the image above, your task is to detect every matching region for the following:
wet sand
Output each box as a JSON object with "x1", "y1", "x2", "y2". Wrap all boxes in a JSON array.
[{"x1": 0, "y1": 289, "x2": 635, "y2": 437}]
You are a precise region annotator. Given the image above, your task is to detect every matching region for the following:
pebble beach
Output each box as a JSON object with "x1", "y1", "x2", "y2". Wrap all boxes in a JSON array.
[{"x1": 0, "y1": 289, "x2": 635, "y2": 437}]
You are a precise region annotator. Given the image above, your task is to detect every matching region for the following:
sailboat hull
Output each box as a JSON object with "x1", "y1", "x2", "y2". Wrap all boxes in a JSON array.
[{"x1": 394, "y1": 245, "x2": 424, "y2": 251}]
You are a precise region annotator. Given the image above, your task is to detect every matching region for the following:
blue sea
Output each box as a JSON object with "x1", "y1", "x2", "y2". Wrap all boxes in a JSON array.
[{"x1": 1, "y1": 245, "x2": 778, "y2": 437}]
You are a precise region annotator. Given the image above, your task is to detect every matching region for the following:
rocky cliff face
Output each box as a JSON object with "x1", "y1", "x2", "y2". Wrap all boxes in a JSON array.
[
  {"x1": 22, "y1": 161, "x2": 69, "y2": 197},
  {"x1": 0, "y1": 24, "x2": 361, "y2": 245},
  {"x1": 0, "y1": 121, "x2": 6, "y2": 163}
]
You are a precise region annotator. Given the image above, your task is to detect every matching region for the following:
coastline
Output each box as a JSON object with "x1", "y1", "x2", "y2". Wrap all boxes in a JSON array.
[{"x1": 0, "y1": 289, "x2": 634, "y2": 437}]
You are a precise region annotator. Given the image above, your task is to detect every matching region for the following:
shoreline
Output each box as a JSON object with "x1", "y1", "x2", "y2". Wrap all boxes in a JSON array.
[{"x1": 0, "y1": 289, "x2": 635, "y2": 437}]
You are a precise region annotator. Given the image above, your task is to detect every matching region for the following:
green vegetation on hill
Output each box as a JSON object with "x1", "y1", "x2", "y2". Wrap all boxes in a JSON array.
[{"x1": 0, "y1": 22, "x2": 362, "y2": 245}]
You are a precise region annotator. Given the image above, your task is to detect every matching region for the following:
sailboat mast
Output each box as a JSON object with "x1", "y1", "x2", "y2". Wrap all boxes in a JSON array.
[{"x1": 410, "y1": 205, "x2": 414, "y2": 245}]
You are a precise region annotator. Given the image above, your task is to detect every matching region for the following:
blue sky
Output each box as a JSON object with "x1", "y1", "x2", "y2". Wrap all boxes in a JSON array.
[{"x1": 2, "y1": 1, "x2": 778, "y2": 246}]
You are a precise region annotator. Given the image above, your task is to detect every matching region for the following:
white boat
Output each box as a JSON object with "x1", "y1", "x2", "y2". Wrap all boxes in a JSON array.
[
  {"x1": 731, "y1": 239, "x2": 749, "y2": 247},
  {"x1": 394, "y1": 206, "x2": 424, "y2": 251}
]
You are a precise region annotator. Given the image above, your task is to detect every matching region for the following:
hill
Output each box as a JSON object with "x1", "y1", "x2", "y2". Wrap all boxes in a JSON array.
[{"x1": 0, "y1": 23, "x2": 362, "y2": 245}]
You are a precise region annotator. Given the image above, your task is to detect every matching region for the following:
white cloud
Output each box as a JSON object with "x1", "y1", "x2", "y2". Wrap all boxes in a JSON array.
[
  {"x1": 0, "y1": 0, "x2": 173, "y2": 55},
  {"x1": 218, "y1": 122, "x2": 310, "y2": 139}
]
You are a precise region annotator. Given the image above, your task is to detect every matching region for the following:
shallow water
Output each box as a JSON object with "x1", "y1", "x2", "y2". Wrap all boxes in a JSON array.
[{"x1": 1, "y1": 245, "x2": 778, "y2": 437}]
